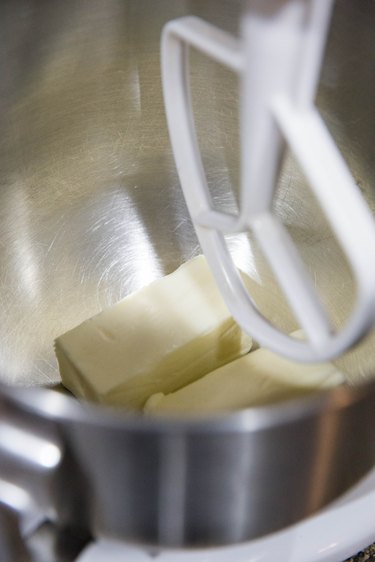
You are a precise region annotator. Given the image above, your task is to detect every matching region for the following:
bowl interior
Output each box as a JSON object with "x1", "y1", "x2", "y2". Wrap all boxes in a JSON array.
[{"x1": 0, "y1": 0, "x2": 374, "y2": 392}]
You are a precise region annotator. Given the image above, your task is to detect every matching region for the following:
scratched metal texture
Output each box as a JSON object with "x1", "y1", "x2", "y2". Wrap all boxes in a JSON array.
[{"x1": 0, "y1": 0, "x2": 374, "y2": 387}]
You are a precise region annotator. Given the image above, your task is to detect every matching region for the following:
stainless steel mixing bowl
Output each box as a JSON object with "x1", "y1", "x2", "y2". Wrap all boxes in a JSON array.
[{"x1": 0, "y1": 0, "x2": 375, "y2": 549}]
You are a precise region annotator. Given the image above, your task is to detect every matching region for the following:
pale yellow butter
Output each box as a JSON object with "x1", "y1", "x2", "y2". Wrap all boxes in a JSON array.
[
  {"x1": 55, "y1": 255, "x2": 252, "y2": 409},
  {"x1": 144, "y1": 333, "x2": 345, "y2": 416}
]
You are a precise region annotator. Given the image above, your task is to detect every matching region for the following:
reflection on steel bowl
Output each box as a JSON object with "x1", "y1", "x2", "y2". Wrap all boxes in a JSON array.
[{"x1": 0, "y1": 0, "x2": 374, "y2": 550}]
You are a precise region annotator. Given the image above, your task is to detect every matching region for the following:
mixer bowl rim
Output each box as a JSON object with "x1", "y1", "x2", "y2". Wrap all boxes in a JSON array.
[{"x1": 1, "y1": 378, "x2": 374, "y2": 435}]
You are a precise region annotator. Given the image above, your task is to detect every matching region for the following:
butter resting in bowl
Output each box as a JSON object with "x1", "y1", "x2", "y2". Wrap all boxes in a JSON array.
[
  {"x1": 55, "y1": 253, "x2": 345, "y2": 415},
  {"x1": 144, "y1": 331, "x2": 345, "y2": 416},
  {"x1": 55, "y1": 255, "x2": 252, "y2": 409}
]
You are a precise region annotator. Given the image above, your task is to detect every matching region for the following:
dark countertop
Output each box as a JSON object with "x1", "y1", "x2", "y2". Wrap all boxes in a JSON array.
[{"x1": 346, "y1": 544, "x2": 375, "y2": 561}]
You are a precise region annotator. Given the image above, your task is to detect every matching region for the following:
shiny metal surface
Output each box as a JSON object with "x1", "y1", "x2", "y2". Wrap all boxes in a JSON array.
[
  {"x1": 0, "y1": 0, "x2": 375, "y2": 548},
  {"x1": 0, "y1": 0, "x2": 374, "y2": 387},
  {"x1": 2, "y1": 381, "x2": 375, "y2": 547}
]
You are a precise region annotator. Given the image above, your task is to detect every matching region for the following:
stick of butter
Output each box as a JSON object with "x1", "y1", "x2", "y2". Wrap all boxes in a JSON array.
[
  {"x1": 144, "y1": 333, "x2": 345, "y2": 416},
  {"x1": 55, "y1": 255, "x2": 252, "y2": 409}
]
